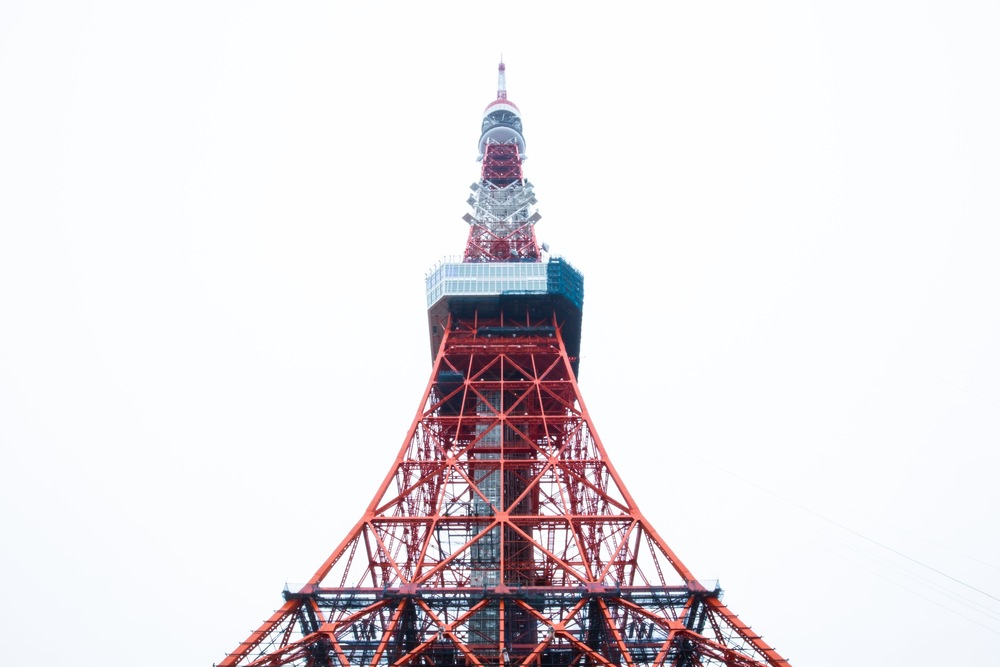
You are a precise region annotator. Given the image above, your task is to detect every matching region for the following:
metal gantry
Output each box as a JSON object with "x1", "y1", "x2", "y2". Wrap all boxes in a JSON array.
[{"x1": 217, "y1": 63, "x2": 791, "y2": 667}]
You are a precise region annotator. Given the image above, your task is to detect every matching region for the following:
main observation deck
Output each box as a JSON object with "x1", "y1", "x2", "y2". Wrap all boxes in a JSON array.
[{"x1": 425, "y1": 256, "x2": 584, "y2": 374}]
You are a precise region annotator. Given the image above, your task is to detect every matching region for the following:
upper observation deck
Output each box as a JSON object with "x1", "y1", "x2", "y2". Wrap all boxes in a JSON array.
[{"x1": 425, "y1": 256, "x2": 584, "y2": 373}]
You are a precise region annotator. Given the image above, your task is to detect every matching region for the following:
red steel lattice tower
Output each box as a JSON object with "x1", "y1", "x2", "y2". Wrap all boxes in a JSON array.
[{"x1": 217, "y1": 63, "x2": 791, "y2": 667}]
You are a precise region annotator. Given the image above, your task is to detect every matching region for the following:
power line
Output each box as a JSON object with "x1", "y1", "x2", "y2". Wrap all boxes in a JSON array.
[{"x1": 682, "y1": 449, "x2": 1000, "y2": 605}]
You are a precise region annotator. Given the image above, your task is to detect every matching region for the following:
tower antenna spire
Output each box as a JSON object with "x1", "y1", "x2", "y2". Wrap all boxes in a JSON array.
[{"x1": 497, "y1": 58, "x2": 507, "y2": 100}]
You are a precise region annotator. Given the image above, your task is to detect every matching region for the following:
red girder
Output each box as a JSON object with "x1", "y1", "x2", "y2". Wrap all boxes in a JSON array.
[
  {"x1": 219, "y1": 312, "x2": 790, "y2": 667},
  {"x1": 481, "y1": 144, "x2": 523, "y2": 187}
]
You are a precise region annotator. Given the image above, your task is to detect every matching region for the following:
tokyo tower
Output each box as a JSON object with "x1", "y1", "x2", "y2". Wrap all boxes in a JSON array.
[{"x1": 217, "y1": 62, "x2": 791, "y2": 667}]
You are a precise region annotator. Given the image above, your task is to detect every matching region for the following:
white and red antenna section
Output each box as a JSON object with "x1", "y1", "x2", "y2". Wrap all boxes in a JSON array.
[{"x1": 465, "y1": 62, "x2": 539, "y2": 262}]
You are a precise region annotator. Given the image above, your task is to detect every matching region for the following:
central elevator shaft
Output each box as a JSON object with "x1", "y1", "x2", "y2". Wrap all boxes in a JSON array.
[{"x1": 445, "y1": 307, "x2": 558, "y2": 653}]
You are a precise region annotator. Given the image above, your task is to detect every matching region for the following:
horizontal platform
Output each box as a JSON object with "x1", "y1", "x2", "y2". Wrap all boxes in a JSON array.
[
  {"x1": 425, "y1": 257, "x2": 584, "y2": 372},
  {"x1": 284, "y1": 583, "x2": 721, "y2": 605},
  {"x1": 426, "y1": 257, "x2": 582, "y2": 310}
]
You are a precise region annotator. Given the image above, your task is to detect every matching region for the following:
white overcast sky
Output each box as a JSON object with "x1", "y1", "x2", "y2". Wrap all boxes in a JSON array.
[{"x1": 1, "y1": 2, "x2": 999, "y2": 666}]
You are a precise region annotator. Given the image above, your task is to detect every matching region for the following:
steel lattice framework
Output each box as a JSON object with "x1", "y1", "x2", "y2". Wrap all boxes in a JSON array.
[
  {"x1": 463, "y1": 145, "x2": 539, "y2": 263},
  {"x1": 216, "y1": 63, "x2": 791, "y2": 667}
]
